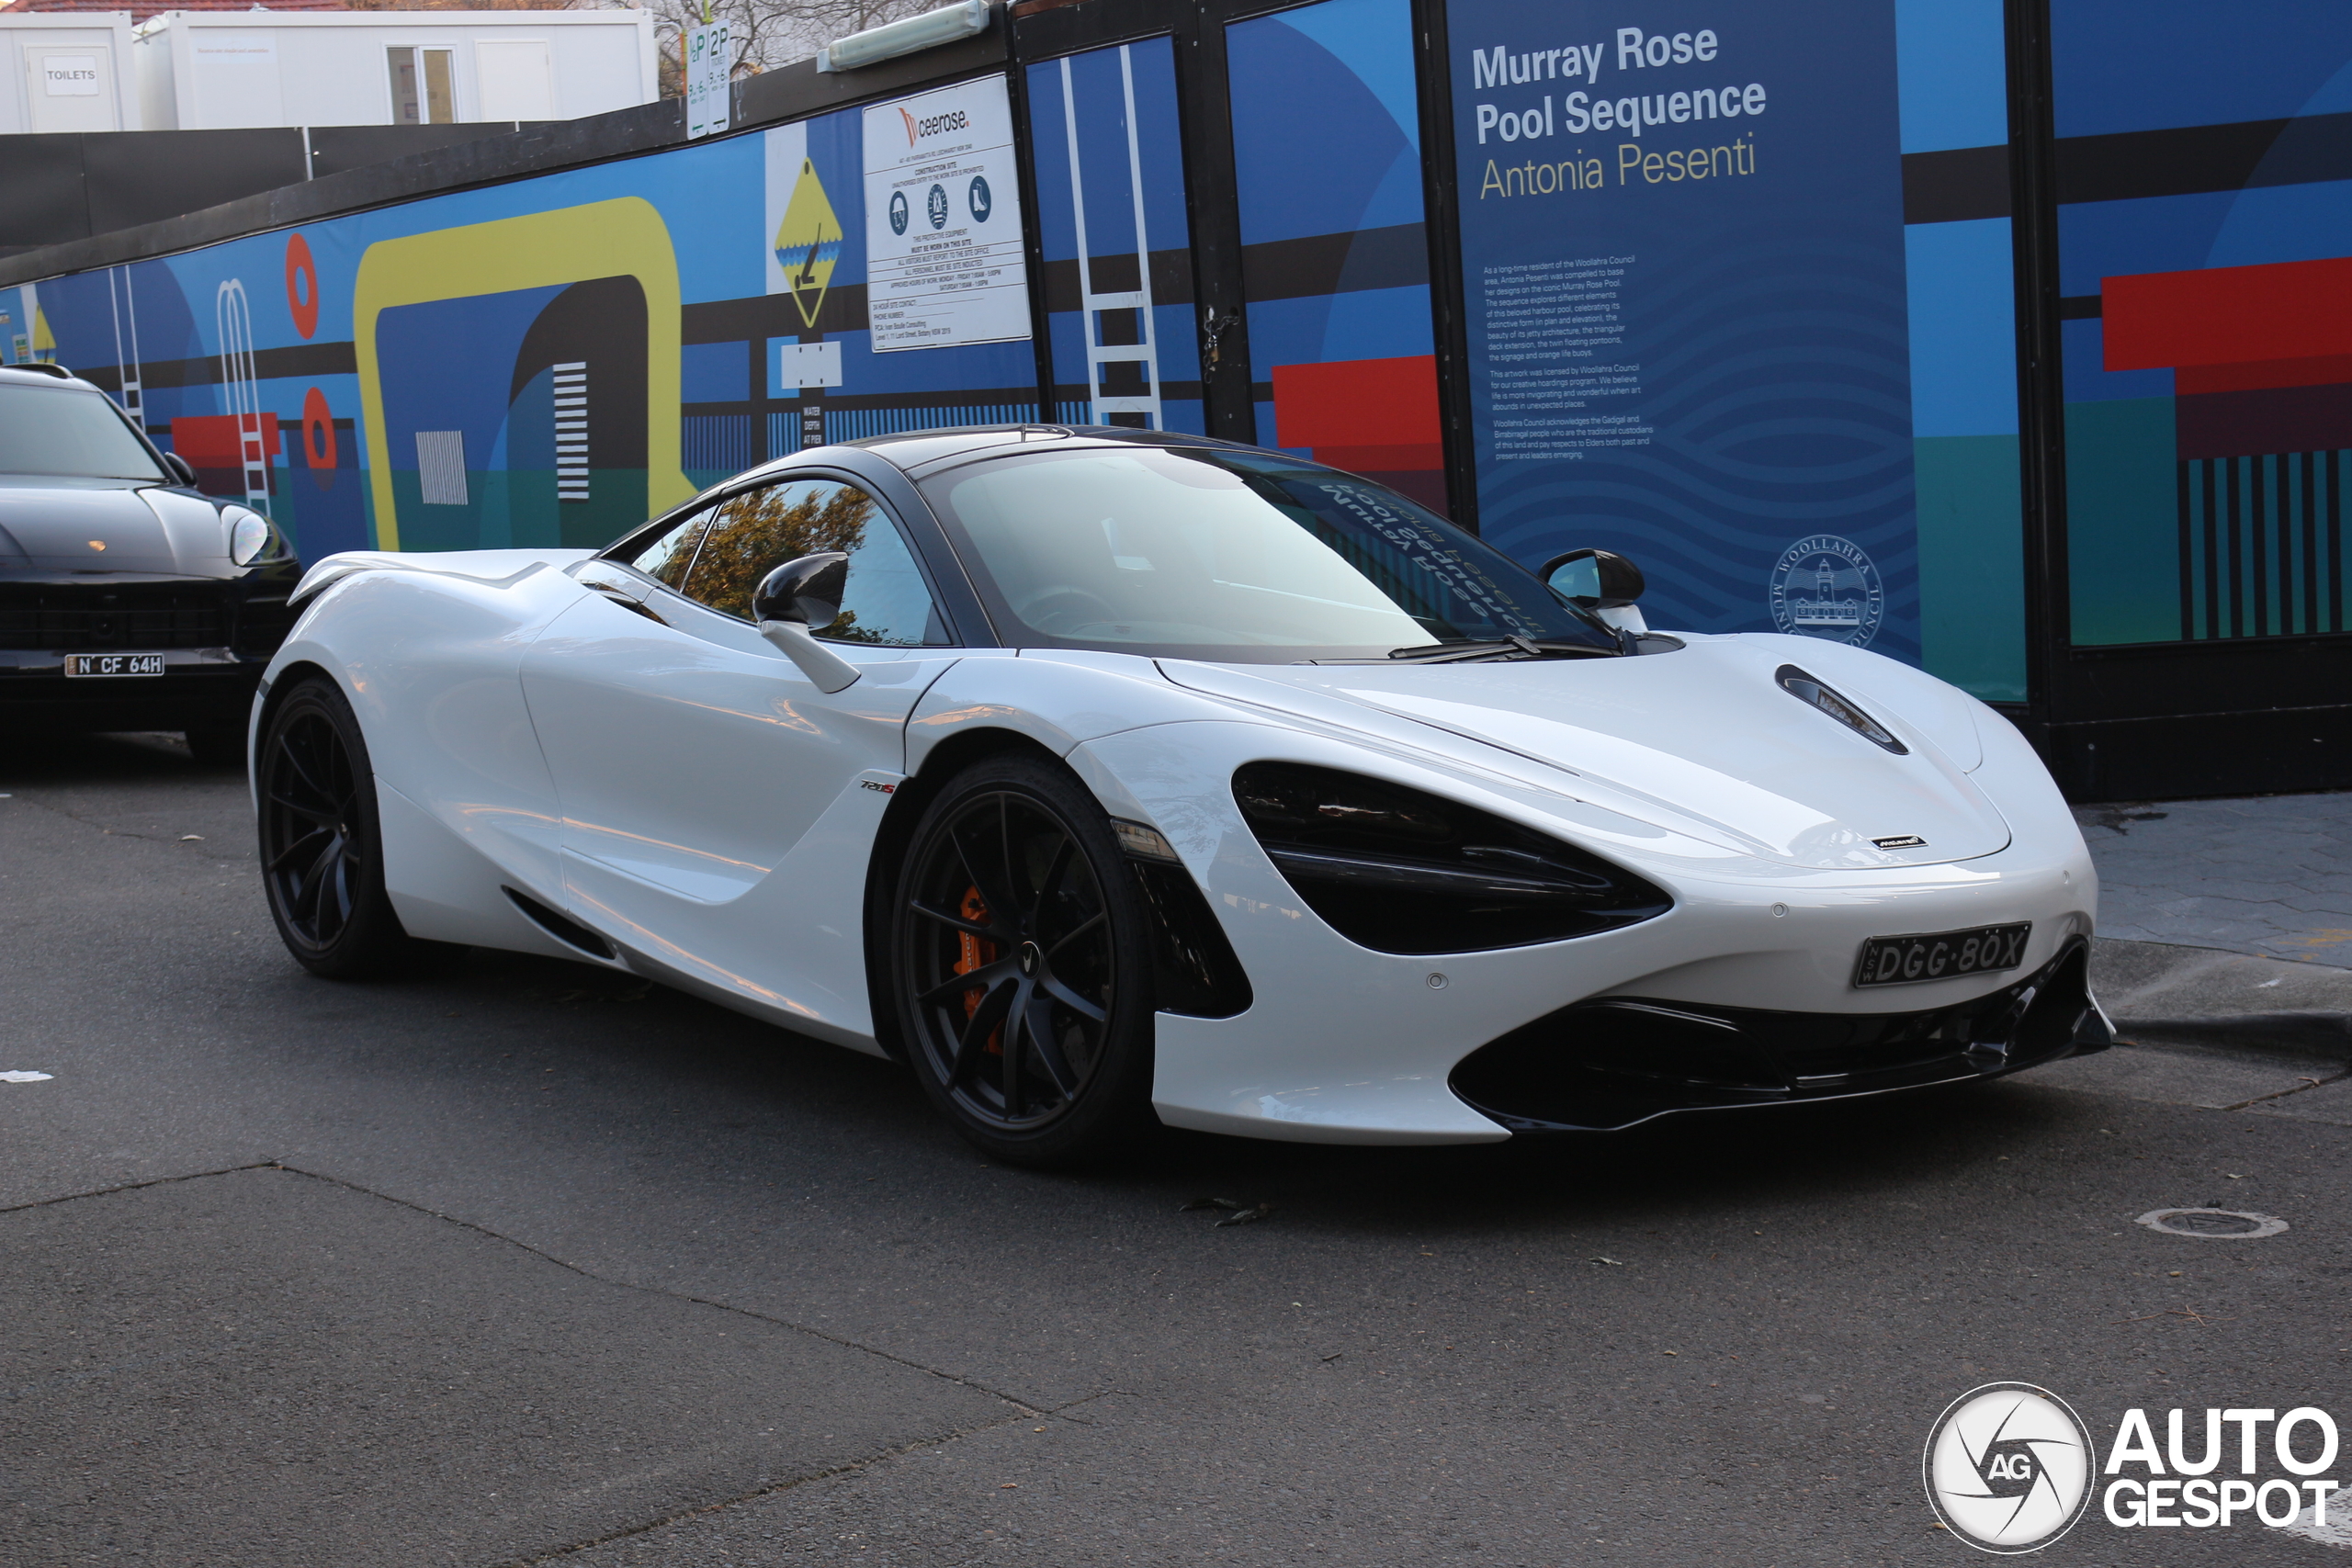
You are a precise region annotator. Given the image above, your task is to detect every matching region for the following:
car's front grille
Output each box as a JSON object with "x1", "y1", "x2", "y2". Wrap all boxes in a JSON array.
[
  {"x1": 1448, "y1": 942, "x2": 2109, "y2": 1132},
  {"x1": 0, "y1": 582, "x2": 231, "y2": 650}
]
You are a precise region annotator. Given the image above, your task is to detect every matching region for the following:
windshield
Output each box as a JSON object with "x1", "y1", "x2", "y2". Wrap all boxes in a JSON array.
[
  {"x1": 916, "y1": 444, "x2": 1611, "y2": 661},
  {"x1": 0, "y1": 383, "x2": 166, "y2": 481}
]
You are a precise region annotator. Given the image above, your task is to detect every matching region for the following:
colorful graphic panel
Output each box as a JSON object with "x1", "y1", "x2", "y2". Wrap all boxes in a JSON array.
[
  {"x1": 6, "y1": 78, "x2": 1039, "y2": 560},
  {"x1": 2053, "y1": 0, "x2": 2352, "y2": 647},
  {"x1": 1025, "y1": 36, "x2": 1204, "y2": 434},
  {"x1": 1227, "y1": 0, "x2": 1444, "y2": 512},
  {"x1": 1897, "y1": 0, "x2": 2025, "y2": 700}
]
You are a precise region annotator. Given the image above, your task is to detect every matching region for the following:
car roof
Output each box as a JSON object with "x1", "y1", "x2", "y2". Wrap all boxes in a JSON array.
[
  {"x1": 0, "y1": 364, "x2": 102, "y2": 392},
  {"x1": 695, "y1": 423, "x2": 1282, "y2": 501}
]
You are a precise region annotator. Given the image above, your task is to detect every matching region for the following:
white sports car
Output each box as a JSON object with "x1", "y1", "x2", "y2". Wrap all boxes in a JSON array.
[{"x1": 256, "y1": 426, "x2": 2110, "y2": 1164}]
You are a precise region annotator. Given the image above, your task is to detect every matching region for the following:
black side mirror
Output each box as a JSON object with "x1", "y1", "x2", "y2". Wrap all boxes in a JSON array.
[
  {"x1": 164, "y1": 452, "x2": 198, "y2": 487},
  {"x1": 1538, "y1": 547, "x2": 1645, "y2": 607},
  {"x1": 752, "y1": 552, "x2": 849, "y2": 627}
]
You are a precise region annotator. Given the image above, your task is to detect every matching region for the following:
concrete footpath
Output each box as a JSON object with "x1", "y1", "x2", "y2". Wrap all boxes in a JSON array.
[{"x1": 2066, "y1": 794, "x2": 2352, "y2": 1124}]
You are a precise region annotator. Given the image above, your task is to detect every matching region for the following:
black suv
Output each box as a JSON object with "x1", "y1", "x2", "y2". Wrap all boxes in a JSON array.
[{"x1": 0, "y1": 363, "x2": 301, "y2": 763}]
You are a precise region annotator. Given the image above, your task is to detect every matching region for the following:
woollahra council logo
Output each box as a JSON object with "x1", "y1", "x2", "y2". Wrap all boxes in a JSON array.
[
  {"x1": 1769, "y1": 534, "x2": 1883, "y2": 647},
  {"x1": 1923, "y1": 1382, "x2": 2095, "y2": 1552}
]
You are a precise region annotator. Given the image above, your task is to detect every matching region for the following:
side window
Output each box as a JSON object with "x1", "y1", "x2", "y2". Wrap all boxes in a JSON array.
[
  {"x1": 678, "y1": 479, "x2": 946, "y2": 647},
  {"x1": 619, "y1": 503, "x2": 715, "y2": 590}
]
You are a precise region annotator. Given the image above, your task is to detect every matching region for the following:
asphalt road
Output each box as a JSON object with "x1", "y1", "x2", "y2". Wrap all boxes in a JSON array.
[{"x1": 4, "y1": 733, "x2": 2347, "y2": 1567}]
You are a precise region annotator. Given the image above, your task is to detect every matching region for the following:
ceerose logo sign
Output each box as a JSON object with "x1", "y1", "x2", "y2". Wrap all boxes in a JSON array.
[
  {"x1": 1924, "y1": 1383, "x2": 2095, "y2": 1552},
  {"x1": 899, "y1": 105, "x2": 971, "y2": 146},
  {"x1": 1926, "y1": 1386, "x2": 2346, "y2": 1551}
]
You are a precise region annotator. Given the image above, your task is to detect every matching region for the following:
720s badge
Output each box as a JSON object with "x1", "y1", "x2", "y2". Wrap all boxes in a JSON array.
[{"x1": 1854, "y1": 923, "x2": 2030, "y2": 987}]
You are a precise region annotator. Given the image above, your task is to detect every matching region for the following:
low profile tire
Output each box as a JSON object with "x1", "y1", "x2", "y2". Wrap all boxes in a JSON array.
[
  {"x1": 183, "y1": 725, "x2": 246, "y2": 769},
  {"x1": 890, "y1": 754, "x2": 1159, "y2": 1167},
  {"x1": 256, "y1": 676, "x2": 422, "y2": 978}
]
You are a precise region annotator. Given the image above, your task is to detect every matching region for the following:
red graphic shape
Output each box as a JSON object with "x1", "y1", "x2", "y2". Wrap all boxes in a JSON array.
[
  {"x1": 2103, "y1": 255, "x2": 2352, "y2": 373},
  {"x1": 2103, "y1": 255, "x2": 2352, "y2": 459},
  {"x1": 302, "y1": 387, "x2": 336, "y2": 490},
  {"x1": 168, "y1": 413, "x2": 282, "y2": 467},
  {"x1": 169, "y1": 412, "x2": 281, "y2": 497},
  {"x1": 285, "y1": 232, "x2": 320, "y2": 340},
  {"x1": 1271, "y1": 355, "x2": 1447, "y2": 512}
]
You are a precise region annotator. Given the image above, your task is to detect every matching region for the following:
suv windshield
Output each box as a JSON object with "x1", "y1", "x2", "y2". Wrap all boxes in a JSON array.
[
  {"x1": 916, "y1": 444, "x2": 1611, "y2": 661},
  {"x1": 0, "y1": 383, "x2": 166, "y2": 481}
]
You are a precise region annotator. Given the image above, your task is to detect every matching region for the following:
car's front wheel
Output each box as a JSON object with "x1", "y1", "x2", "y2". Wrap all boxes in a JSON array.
[
  {"x1": 256, "y1": 676, "x2": 423, "y2": 978},
  {"x1": 890, "y1": 754, "x2": 1158, "y2": 1166}
]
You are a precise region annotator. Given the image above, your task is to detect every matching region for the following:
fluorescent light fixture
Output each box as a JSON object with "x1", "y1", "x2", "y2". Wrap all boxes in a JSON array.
[{"x1": 816, "y1": 0, "x2": 989, "y2": 73}]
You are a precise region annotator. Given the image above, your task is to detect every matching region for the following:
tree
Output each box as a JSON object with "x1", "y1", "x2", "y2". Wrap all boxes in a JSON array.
[
  {"x1": 633, "y1": 0, "x2": 941, "y2": 92},
  {"x1": 685, "y1": 481, "x2": 882, "y2": 639}
]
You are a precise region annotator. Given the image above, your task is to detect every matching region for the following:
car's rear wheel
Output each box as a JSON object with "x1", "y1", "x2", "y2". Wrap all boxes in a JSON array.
[
  {"x1": 256, "y1": 676, "x2": 422, "y2": 977},
  {"x1": 891, "y1": 755, "x2": 1157, "y2": 1167}
]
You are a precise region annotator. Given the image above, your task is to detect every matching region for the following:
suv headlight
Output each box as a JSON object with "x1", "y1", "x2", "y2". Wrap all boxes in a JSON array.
[
  {"x1": 1232, "y1": 762, "x2": 1671, "y2": 954},
  {"x1": 228, "y1": 509, "x2": 277, "y2": 567}
]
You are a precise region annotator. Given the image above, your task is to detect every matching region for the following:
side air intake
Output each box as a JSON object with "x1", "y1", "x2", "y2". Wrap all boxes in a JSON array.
[{"x1": 503, "y1": 887, "x2": 616, "y2": 960}]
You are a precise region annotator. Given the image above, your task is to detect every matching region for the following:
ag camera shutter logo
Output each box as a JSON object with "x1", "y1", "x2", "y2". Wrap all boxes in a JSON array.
[{"x1": 1923, "y1": 1383, "x2": 2095, "y2": 1552}]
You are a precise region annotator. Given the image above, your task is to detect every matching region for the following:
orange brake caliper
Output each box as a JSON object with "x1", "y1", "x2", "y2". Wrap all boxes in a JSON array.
[{"x1": 955, "y1": 886, "x2": 1003, "y2": 1055}]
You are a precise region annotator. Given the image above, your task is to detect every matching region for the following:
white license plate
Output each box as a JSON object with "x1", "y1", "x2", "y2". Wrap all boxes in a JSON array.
[{"x1": 63, "y1": 653, "x2": 165, "y2": 678}]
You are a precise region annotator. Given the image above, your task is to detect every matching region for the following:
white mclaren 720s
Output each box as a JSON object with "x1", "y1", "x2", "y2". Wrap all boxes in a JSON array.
[{"x1": 254, "y1": 425, "x2": 2111, "y2": 1165}]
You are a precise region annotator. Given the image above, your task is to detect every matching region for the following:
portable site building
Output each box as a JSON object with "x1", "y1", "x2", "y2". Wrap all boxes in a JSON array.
[
  {"x1": 1, "y1": 12, "x2": 139, "y2": 132},
  {"x1": 131, "y1": 9, "x2": 658, "y2": 130}
]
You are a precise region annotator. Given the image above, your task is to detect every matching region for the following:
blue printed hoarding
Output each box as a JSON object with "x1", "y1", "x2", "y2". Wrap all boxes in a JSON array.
[{"x1": 1450, "y1": 3, "x2": 1920, "y2": 660}]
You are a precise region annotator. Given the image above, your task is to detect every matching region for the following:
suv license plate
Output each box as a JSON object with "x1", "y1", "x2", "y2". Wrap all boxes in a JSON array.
[
  {"x1": 1854, "y1": 922, "x2": 2030, "y2": 987},
  {"x1": 63, "y1": 653, "x2": 165, "y2": 678}
]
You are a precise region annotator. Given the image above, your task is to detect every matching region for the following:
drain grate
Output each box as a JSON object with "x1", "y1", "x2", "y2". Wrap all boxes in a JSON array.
[{"x1": 2136, "y1": 1207, "x2": 2289, "y2": 1239}]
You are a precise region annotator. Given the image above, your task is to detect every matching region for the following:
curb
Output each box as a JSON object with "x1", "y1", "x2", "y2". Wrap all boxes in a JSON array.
[
  {"x1": 2111, "y1": 1010, "x2": 2352, "y2": 1059},
  {"x1": 2094, "y1": 937, "x2": 2352, "y2": 1066}
]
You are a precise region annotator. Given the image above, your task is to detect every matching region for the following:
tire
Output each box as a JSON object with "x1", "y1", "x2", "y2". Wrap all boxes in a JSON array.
[
  {"x1": 255, "y1": 676, "x2": 424, "y2": 978},
  {"x1": 184, "y1": 725, "x2": 246, "y2": 769},
  {"x1": 889, "y1": 753, "x2": 1158, "y2": 1167}
]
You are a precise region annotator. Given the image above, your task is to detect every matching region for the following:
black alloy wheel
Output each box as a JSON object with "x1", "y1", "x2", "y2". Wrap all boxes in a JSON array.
[
  {"x1": 256, "y1": 676, "x2": 422, "y2": 977},
  {"x1": 893, "y1": 755, "x2": 1157, "y2": 1166}
]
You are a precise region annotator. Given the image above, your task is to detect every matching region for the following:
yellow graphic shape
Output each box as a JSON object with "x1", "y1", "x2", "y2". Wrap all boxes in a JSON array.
[
  {"x1": 352, "y1": 197, "x2": 693, "y2": 551},
  {"x1": 774, "y1": 159, "x2": 842, "y2": 331},
  {"x1": 32, "y1": 302, "x2": 56, "y2": 362}
]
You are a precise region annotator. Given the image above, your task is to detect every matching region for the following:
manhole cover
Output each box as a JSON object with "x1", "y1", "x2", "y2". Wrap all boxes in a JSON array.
[{"x1": 2136, "y1": 1208, "x2": 2288, "y2": 1239}]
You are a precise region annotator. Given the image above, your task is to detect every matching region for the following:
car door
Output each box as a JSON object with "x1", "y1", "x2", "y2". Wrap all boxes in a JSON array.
[{"x1": 519, "y1": 472, "x2": 962, "y2": 1045}]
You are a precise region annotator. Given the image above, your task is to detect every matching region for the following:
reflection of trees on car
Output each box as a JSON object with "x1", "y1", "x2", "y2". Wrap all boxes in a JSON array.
[{"x1": 688, "y1": 483, "x2": 883, "y2": 639}]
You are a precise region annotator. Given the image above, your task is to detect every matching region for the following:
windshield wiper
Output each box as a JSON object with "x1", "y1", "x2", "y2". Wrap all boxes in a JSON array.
[{"x1": 1380, "y1": 634, "x2": 1616, "y2": 664}]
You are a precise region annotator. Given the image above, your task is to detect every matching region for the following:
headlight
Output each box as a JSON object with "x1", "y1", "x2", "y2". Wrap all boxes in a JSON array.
[
  {"x1": 1232, "y1": 762, "x2": 1671, "y2": 953},
  {"x1": 228, "y1": 510, "x2": 275, "y2": 567},
  {"x1": 1775, "y1": 665, "x2": 1906, "y2": 754}
]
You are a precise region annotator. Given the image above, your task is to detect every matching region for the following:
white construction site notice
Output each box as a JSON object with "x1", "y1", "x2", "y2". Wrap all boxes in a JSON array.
[{"x1": 862, "y1": 77, "x2": 1031, "y2": 352}]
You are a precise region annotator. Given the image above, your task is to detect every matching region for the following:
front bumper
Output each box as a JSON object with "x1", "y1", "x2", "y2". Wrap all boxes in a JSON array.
[
  {"x1": 1074, "y1": 718, "x2": 2098, "y2": 1145},
  {"x1": 1449, "y1": 939, "x2": 2111, "y2": 1132},
  {"x1": 0, "y1": 647, "x2": 266, "y2": 730},
  {"x1": 0, "y1": 569, "x2": 295, "y2": 731}
]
